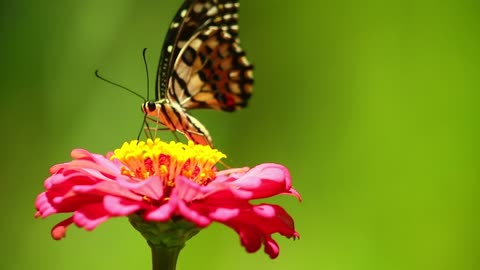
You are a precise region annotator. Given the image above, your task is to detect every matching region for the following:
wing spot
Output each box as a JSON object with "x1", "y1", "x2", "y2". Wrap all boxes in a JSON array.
[
  {"x1": 193, "y1": 3, "x2": 204, "y2": 13},
  {"x1": 190, "y1": 37, "x2": 203, "y2": 48},
  {"x1": 207, "y1": 6, "x2": 218, "y2": 16},
  {"x1": 229, "y1": 70, "x2": 240, "y2": 80},
  {"x1": 180, "y1": 9, "x2": 187, "y2": 17},
  {"x1": 181, "y1": 46, "x2": 197, "y2": 66},
  {"x1": 238, "y1": 56, "x2": 250, "y2": 65},
  {"x1": 177, "y1": 40, "x2": 186, "y2": 49}
]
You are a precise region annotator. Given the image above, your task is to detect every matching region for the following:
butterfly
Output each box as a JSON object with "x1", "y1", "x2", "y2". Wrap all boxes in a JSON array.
[{"x1": 142, "y1": 0, "x2": 253, "y2": 146}]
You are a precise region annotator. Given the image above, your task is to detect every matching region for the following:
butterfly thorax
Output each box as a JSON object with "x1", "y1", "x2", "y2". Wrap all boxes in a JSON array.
[{"x1": 143, "y1": 99, "x2": 181, "y2": 129}]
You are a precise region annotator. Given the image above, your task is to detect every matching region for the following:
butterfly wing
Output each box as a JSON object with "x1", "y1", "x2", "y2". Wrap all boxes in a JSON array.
[
  {"x1": 157, "y1": 0, "x2": 240, "y2": 99},
  {"x1": 156, "y1": 0, "x2": 253, "y2": 111},
  {"x1": 169, "y1": 26, "x2": 253, "y2": 111}
]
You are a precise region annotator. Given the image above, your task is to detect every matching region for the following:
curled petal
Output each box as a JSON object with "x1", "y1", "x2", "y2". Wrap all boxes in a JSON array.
[
  {"x1": 264, "y1": 236, "x2": 280, "y2": 259},
  {"x1": 218, "y1": 204, "x2": 298, "y2": 258},
  {"x1": 51, "y1": 217, "x2": 74, "y2": 240},
  {"x1": 210, "y1": 163, "x2": 294, "y2": 201},
  {"x1": 234, "y1": 163, "x2": 292, "y2": 198},
  {"x1": 35, "y1": 192, "x2": 56, "y2": 217}
]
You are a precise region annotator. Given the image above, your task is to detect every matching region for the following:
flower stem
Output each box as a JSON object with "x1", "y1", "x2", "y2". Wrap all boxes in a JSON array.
[
  {"x1": 149, "y1": 243, "x2": 183, "y2": 270},
  {"x1": 128, "y1": 215, "x2": 200, "y2": 270}
]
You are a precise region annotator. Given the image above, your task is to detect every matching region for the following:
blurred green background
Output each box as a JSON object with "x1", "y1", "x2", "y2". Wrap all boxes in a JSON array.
[{"x1": 1, "y1": 0, "x2": 478, "y2": 269}]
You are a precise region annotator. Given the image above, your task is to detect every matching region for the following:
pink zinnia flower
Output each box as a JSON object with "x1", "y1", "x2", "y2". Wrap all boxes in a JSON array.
[{"x1": 35, "y1": 139, "x2": 301, "y2": 259}]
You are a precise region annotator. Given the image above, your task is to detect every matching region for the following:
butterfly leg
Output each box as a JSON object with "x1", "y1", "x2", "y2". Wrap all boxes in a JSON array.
[
  {"x1": 181, "y1": 128, "x2": 213, "y2": 148},
  {"x1": 143, "y1": 121, "x2": 172, "y2": 139},
  {"x1": 142, "y1": 119, "x2": 154, "y2": 139}
]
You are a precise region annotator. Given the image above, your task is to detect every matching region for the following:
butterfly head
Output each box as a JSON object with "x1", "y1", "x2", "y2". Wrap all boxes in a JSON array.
[{"x1": 141, "y1": 101, "x2": 158, "y2": 114}]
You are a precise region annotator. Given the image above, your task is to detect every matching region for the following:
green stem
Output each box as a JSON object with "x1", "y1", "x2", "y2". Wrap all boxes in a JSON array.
[{"x1": 149, "y1": 243, "x2": 183, "y2": 270}]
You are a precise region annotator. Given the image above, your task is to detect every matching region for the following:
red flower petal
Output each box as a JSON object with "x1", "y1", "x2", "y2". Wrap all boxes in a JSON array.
[
  {"x1": 72, "y1": 203, "x2": 110, "y2": 230},
  {"x1": 103, "y1": 195, "x2": 144, "y2": 216}
]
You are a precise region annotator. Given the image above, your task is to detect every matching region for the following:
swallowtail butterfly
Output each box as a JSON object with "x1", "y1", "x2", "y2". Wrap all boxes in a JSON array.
[{"x1": 142, "y1": 0, "x2": 253, "y2": 146}]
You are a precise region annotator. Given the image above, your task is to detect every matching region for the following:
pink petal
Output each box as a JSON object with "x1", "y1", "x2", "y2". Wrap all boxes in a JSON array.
[
  {"x1": 103, "y1": 195, "x2": 144, "y2": 216},
  {"x1": 73, "y1": 181, "x2": 143, "y2": 201},
  {"x1": 177, "y1": 199, "x2": 211, "y2": 227},
  {"x1": 209, "y1": 207, "x2": 240, "y2": 221},
  {"x1": 145, "y1": 198, "x2": 177, "y2": 221},
  {"x1": 264, "y1": 236, "x2": 280, "y2": 259},
  {"x1": 231, "y1": 163, "x2": 293, "y2": 199},
  {"x1": 207, "y1": 163, "x2": 295, "y2": 201},
  {"x1": 210, "y1": 203, "x2": 298, "y2": 258},
  {"x1": 72, "y1": 203, "x2": 110, "y2": 231},
  {"x1": 116, "y1": 175, "x2": 165, "y2": 200},
  {"x1": 35, "y1": 192, "x2": 56, "y2": 217},
  {"x1": 71, "y1": 149, "x2": 120, "y2": 173},
  {"x1": 174, "y1": 176, "x2": 210, "y2": 201}
]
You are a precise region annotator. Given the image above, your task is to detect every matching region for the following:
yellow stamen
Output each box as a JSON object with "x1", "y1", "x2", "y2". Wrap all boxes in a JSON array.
[{"x1": 111, "y1": 138, "x2": 226, "y2": 186}]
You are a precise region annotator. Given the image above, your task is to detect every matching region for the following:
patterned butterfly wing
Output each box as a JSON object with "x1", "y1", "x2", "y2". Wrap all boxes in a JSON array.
[
  {"x1": 156, "y1": 0, "x2": 253, "y2": 111},
  {"x1": 170, "y1": 26, "x2": 253, "y2": 111}
]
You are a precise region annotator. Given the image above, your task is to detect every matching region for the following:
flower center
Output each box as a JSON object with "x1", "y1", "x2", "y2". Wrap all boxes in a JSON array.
[{"x1": 111, "y1": 139, "x2": 226, "y2": 186}]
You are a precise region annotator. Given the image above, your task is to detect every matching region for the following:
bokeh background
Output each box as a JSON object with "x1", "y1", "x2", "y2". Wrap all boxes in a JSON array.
[{"x1": 1, "y1": 0, "x2": 478, "y2": 269}]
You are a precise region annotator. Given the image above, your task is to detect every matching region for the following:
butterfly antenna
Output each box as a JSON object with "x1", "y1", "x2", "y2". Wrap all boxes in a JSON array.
[
  {"x1": 142, "y1": 48, "x2": 150, "y2": 101},
  {"x1": 134, "y1": 48, "x2": 152, "y2": 141},
  {"x1": 95, "y1": 70, "x2": 146, "y2": 102}
]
